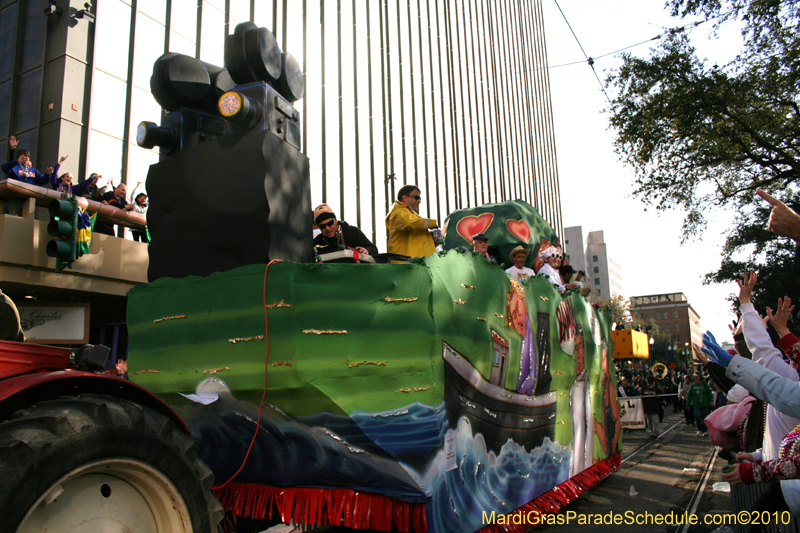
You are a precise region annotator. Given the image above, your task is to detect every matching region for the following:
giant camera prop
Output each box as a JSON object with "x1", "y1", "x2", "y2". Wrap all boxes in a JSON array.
[{"x1": 138, "y1": 22, "x2": 311, "y2": 281}]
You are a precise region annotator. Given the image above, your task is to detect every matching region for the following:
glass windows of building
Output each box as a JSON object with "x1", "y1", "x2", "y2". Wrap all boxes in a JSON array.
[
  {"x1": 593, "y1": 255, "x2": 598, "y2": 262},
  {"x1": 0, "y1": 0, "x2": 563, "y2": 249},
  {"x1": 593, "y1": 266, "x2": 599, "y2": 273},
  {"x1": 1, "y1": 0, "x2": 47, "y2": 160}
]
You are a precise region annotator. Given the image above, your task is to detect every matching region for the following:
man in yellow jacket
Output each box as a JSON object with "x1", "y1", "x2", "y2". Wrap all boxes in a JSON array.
[{"x1": 386, "y1": 185, "x2": 438, "y2": 258}]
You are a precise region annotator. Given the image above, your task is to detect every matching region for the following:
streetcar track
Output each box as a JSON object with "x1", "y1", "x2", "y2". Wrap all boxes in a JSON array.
[
  {"x1": 677, "y1": 445, "x2": 719, "y2": 533},
  {"x1": 621, "y1": 418, "x2": 685, "y2": 466},
  {"x1": 618, "y1": 416, "x2": 720, "y2": 532}
]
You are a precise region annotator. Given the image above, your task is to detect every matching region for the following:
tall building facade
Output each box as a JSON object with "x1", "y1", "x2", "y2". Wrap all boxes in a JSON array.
[
  {"x1": 585, "y1": 230, "x2": 623, "y2": 301},
  {"x1": 564, "y1": 227, "x2": 623, "y2": 301},
  {"x1": 630, "y1": 292, "x2": 702, "y2": 350},
  {"x1": 0, "y1": 0, "x2": 564, "y2": 252},
  {"x1": 562, "y1": 225, "x2": 586, "y2": 273}
]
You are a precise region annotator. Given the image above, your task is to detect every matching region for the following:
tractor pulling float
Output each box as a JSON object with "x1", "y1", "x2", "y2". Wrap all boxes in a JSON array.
[{"x1": 0, "y1": 22, "x2": 622, "y2": 533}]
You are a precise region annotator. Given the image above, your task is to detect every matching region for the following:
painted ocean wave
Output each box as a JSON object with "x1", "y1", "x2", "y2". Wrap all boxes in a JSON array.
[{"x1": 178, "y1": 394, "x2": 569, "y2": 531}]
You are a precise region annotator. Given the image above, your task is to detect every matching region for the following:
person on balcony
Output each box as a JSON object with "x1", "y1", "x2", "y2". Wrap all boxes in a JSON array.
[
  {"x1": 1, "y1": 136, "x2": 56, "y2": 187},
  {"x1": 95, "y1": 183, "x2": 133, "y2": 237},
  {"x1": 71, "y1": 173, "x2": 101, "y2": 199},
  {"x1": 53, "y1": 166, "x2": 80, "y2": 194},
  {"x1": 131, "y1": 193, "x2": 149, "y2": 243}
]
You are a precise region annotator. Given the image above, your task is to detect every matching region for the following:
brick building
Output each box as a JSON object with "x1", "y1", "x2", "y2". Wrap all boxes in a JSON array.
[{"x1": 630, "y1": 292, "x2": 702, "y2": 350}]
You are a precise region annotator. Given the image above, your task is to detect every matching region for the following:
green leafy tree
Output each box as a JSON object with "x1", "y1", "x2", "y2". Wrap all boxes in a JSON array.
[
  {"x1": 595, "y1": 294, "x2": 657, "y2": 333},
  {"x1": 704, "y1": 191, "x2": 800, "y2": 334},
  {"x1": 593, "y1": 293, "x2": 627, "y2": 326},
  {"x1": 606, "y1": 0, "x2": 800, "y2": 239}
]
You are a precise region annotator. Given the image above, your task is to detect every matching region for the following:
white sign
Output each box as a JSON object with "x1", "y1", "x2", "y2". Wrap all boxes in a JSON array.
[
  {"x1": 18, "y1": 304, "x2": 89, "y2": 344},
  {"x1": 619, "y1": 397, "x2": 646, "y2": 430},
  {"x1": 178, "y1": 393, "x2": 219, "y2": 405},
  {"x1": 444, "y1": 431, "x2": 457, "y2": 472}
]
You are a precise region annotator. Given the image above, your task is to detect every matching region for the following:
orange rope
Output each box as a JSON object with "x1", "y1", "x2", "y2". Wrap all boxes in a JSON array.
[{"x1": 212, "y1": 259, "x2": 282, "y2": 489}]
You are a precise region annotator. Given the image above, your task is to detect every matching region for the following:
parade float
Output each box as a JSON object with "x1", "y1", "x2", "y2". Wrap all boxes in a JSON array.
[
  {"x1": 0, "y1": 21, "x2": 621, "y2": 533},
  {"x1": 132, "y1": 20, "x2": 623, "y2": 532},
  {"x1": 126, "y1": 191, "x2": 622, "y2": 532}
]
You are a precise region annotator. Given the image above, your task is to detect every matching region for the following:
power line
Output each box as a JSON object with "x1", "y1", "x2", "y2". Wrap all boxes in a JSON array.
[
  {"x1": 552, "y1": 0, "x2": 612, "y2": 104},
  {"x1": 549, "y1": 1, "x2": 730, "y2": 104},
  {"x1": 549, "y1": 35, "x2": 661, "y2": 69}
]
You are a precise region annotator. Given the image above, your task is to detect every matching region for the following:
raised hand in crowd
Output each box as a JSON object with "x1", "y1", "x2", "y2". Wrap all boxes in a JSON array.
[
  {"x1": 767, "y1": 297, "x2": 795, "y2": 339},
  {"x1": 692, "y1": 343, "x2": 710, "y2": 365},
  {"x1": 737, "y1": 271, "x2": 756, "y2": 305},
  {"x1": 756, "y1": 189, "x2": 800, "y2": 243},
  {"x1": 701, "y1": 331, "x2": 733, "y2": 368},
  {"x1": 8, "y1": 135, "x2": 17, "y2": 150}
]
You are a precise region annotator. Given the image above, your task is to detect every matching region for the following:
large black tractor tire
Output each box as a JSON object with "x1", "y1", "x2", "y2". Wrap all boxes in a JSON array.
[{"x1": 0, "y1": 394, "x2": 223, "y2": 533}]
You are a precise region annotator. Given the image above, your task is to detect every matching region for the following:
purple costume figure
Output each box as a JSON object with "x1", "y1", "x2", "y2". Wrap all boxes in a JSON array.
[{"x1": 507, "y1": 279, "x2": 537, "y2": 395}]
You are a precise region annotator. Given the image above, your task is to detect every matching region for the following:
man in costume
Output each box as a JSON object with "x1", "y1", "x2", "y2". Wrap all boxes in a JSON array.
[{"x1": 537, "y1": 246, "x2": 580, "y2": 293}]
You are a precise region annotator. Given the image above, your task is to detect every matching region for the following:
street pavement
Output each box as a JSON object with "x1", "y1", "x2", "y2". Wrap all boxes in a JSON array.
[{"x1": 536, "y1": 409, "x2": 733, "y2": 533}]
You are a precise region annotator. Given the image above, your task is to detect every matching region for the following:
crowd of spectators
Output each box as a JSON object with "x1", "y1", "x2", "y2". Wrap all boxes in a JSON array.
[
  {"x1": 609, "y1": 190, "x2": 800, "y2": 522},
  {"x1": 664, "y1": 190, "x2": 800, "y2": 525},
  {"x1": 2, "y1": 136, "x2": 148, "y2": 241},
  {"x1": 614, "y1": 362, "x2": 713, "y2": 435}
]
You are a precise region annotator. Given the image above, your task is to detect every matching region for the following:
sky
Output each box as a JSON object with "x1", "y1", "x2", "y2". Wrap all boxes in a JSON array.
[{"x1": 539, "y1": 0, "x2": 749, "y2": 341}]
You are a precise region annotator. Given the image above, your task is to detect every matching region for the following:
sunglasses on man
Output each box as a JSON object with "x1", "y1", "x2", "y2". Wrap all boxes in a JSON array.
[{"x1": 318, "y1": 219, "x2": 336, "y2": 229}]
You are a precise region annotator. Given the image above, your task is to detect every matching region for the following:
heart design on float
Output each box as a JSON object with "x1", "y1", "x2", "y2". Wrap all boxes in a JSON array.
[
  {"x1": 456, "y1": 213, "x2": 494, "y2": 243},
  {"x1": 506, "y1": 219, "x2": 532, "y2": 243}
]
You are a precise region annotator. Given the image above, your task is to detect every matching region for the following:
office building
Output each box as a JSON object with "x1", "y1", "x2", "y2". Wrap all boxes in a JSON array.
[
  {"x1": 630, "y1": 292, "x2": 703, "y2": 350},
  {"x1": 563, "y1": 227, "x2": 623, "y2": 301},
  {"x1": 0, "y1": 0, "x2": 565, "y2": 347},
  {"x1": 563, "y1": 225, "x2": 586, "y2": 273},
  {"x1": 585, "y1": 230, "x2": 623, "y2": 301},
  {"x1": 1, "y1": 0, "x2": 564, "y2": 250}
]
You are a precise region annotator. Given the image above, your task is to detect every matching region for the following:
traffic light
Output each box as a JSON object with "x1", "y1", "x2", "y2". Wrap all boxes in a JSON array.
[{"x1": 46, "y1": 197, "x2": 79, "y2": 273}]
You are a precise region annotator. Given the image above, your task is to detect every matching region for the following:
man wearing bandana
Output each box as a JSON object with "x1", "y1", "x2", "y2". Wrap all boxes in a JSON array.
[{"x1": 313, "y1": 204, "x2": 378, "y2": 257}]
